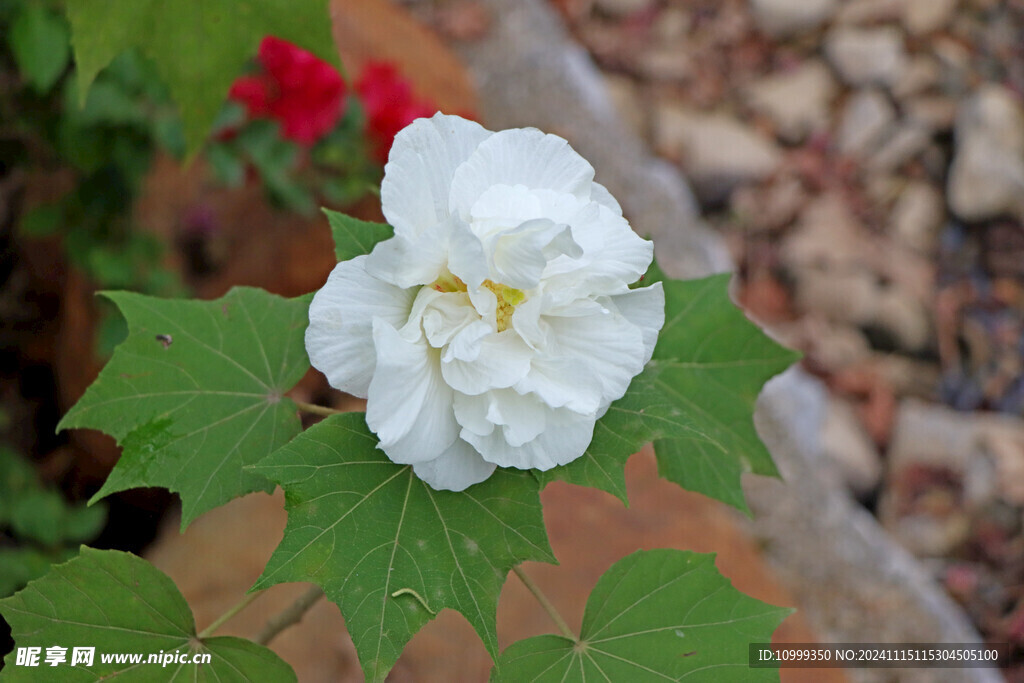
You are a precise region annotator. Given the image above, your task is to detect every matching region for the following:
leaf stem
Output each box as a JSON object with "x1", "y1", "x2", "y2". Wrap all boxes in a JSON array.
[
  {"x1": 198, "y1": 590, "x2": 265, "y2": 639},
  {"x1": 512, "y1": 565, "x2": 577, "y2": 642},
  {"x1": 255, "y1": 585, "x2": 325, "y2": 645},
  {"x1": 292, "y1": 400, "x2": 344, "y2": 416}
]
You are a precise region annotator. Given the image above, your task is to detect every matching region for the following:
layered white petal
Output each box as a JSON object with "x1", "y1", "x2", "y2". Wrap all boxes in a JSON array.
[
  {"x1": 441, "y1": 330, "x2": 532, "y2": 395},
  {"x1": 542, "y1": 298, "x2": 647, "y2": 404},
  {"x1": 514, "y1": 354, "x2": 603, "y2": 414},
  {"x1": 449, "y1": 128, "x2": 595, "y2": 220},
  {"x1": 382, "y1": 114, "x2": 491, "y2": 239},
  {"x1": 463, "y1": 404, "x2": 596, "y2": 471},
  {"x1": 305, "y1": 256, "x2": 415, "y2": 397},
  {"x1": 366, "y1": 320, "x2": 458, "y2": 464},
  {"x1": 490, "y1": 218, "x2": 581, "y2": 290},
  {"x1": 412, "y1": 438, "x2": 496, "y2": 492},
  {"x1": 608, "y1": 283, "x2": 665, "y2": 365}
]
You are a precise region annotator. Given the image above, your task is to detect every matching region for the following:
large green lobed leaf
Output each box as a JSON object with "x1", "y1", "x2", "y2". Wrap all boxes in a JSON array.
[
  {"x1": 0, "y1": 547, "x2": 295, "y2": 681},
  {"x1": 542, "y1": 273, "x2": 800, "y2": 511},
  {"x1": 250, "y1": 413, "x2": 555, "y2": 682},
  {"x1": 58, "y1": 287, "x2": 311, "y2": 528},
  {"x1": 323, "y1": 209, "x2": 394, "y2": 262},
  {"x1": 493, "y1": 549, "x2": 791, "y2": 682},
  {"x1": 63, "y1": 0, "x2": 340, "y2": 154}
]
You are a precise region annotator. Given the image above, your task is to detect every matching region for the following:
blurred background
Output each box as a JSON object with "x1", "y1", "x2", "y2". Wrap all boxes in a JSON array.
[{"x1": 2, "y1": 0, "x2": 1023, "y2": 680}]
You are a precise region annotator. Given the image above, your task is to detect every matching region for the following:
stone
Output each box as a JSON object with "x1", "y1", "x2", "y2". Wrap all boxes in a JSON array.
[
  {"x1": 905, "y1": 95, "x2": 958, "y2": 131},
  {"x1": 780, "y1": 193, "x2": 873, "y2": 268},
  {"x1": 892, "y1": 55, "x2": 942, "y2": 100},
  {"x1": 890, "y1": 181, "x2": 945, "y2": 253},
  {"x1": 825, "y1": 26, "x2": 907, "y2": 87},
  {"x1": 837, "y1": 88, "x2": 897, "y2": 156},
  {"x1": 655, "y1": 106, "x2": 782, "y2": 204},
  {"x1": 793, "y1": 267, "x2": 880, "y2": 325},
  {"x1": 903, "y1": 0, "x2": 958, "y2": 35},
  {"x1": 602, "y1": 73, "x2": 647, "y2": 139},
  {"x1": 730, "y1": 172, "x2": 806, "y2": 232},
  {"x1": 636, "y1": 44, "x2": 692, "y2": 81},
  {"x1": 748, "y1": 0, "x2": 838, "y2": 38},
  {"x1": 872, "y1": 287, "x2": 932, "y2": 351},
  {"x1": 948, "y1": 85, "x2": 1024, "y2": 221},
  {"x1": 836, "y1": 0, "x2": 906, "y2": 25},
  {"x1": 821, "y1": 396, "x2": 884, "y2": 495},
  {"x1": 975, "y1": 418, "x2": 1024, "y2": 506},
  {"x1": 867, "y1": 121, "x2": 933, "y2": 171},
  {"x1": 743, "y1": 60, "x2": 837, "y2": 143}
]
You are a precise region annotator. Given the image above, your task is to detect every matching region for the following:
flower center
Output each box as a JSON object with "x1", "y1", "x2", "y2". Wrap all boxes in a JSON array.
[
  {"x1": 482, "y1": 280, "x2": 524, "y2": 332},
  {"x1": 429, "y1": 269, "x2": 524, "y2": 333}
]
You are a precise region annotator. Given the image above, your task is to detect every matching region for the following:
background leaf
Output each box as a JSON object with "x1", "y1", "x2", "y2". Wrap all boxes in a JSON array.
[
  {"x1": 10, "y1": 4, "x2": 70, "y2": 94},
  {"x1": 0, "y1": 547, "x2": 296, "y2": 681},
  {"x1": 62, "y1": 0, "x2": 339, "y2": 154},
  {"x1": 58, "y1": 287, "x2": 311, "y2": 528},
  {"x1": 251, "y1": 413, "x2": 554, "y2": 682},
  {"x1": 492, "y1": 549, "x2": 790, "y2": 682},
  {"x1": 541, "y1": 274, "x2": 799, "y2": 511},
  {"x1": 323, "y1": 208, "x2": 393, "y2": 262}
]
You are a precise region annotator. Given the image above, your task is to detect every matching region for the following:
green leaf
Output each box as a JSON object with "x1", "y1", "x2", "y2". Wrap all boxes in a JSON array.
[
  {"x1": 323, "y1": 208, "x2": 393, "y2": 262},
  {"x1": 63, "y1": 0, "x2": 340, "y2": 155},
  {"x1": 251, "y1": 413, "x2": 555, "y2": 682},
  {"x1": 57, "y1": 287, "x2": 311, "y2": 528},
  {"x1": 540, "y1": 274, "x2": 799, "y2": 511},
  {"x1": 10, "y1": 4, "x2": 70, "y2": 94},
  {"x1": 17, "y1": 203, "x2": 64, "y2": 237},
  {"x1": 0, "y1": 547, "x2": 296, "y2": 681},
  {"x1": 492, "y1": 549, "x2": 791, "y2": 682}
]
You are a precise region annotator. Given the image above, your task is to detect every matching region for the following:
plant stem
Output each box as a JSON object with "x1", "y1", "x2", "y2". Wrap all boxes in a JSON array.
[
  {"x1": 198, "y1": 590, "x2": 265, "y2": 639},
  {"x1": 255, "y1": 585, "x2": 325, "y2": 645},
  {"x1": 292, "y1": 400, "x2": 344, "y2": 416},
  {"x1": 512, "y1": 565, "x2": 577, "y2": 642}
]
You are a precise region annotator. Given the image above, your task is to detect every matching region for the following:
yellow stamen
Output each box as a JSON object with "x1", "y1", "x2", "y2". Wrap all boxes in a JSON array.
[{"x1": 482, "y1": 280, "x2": 525, "y2": 332}]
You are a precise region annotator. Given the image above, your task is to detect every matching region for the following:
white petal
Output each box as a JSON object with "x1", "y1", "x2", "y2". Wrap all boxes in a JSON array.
[
  {"x1": 608, "y1": 282, "x2": 665, "y2": 365},
  {"x1": 441, "y1": 330, "x2": 533, "y2": 395},
  {"x1": 442, "y1": 320, "x2": 493, "y2": 363},
  {"x1": 545, "y1": 203, "x2": 653, "y2": 293},
  {"x1": 449, "y1": 128, "x2": 595, "y2": 220},
  {"x1": 465, "y1": 405, "x2": 596, "y2": 471},
  {"x1": 453, "y1": 391, "x2": 495, "y2": 437},
  {"x1": 366, "y1": 320, "x2": 458, "y2": 464},
  {"x1": 509, "y1": 295, "x2": 547, "y2": 351},
  {"x1": 420, "y1": 291, "x2": 478, "y2": 348},
  {"x1": 305, "y1": 256, "x2": 415, "y2": 398},
  {"x1": 543, "y1": 298, "x2": 646, "y2": 404},
  {"x1": 412, "y1": 438, "x2": 496, "y2": 491},
  {"x1": 483, "y1": 389, "x2": 547, "y2": 447},
  {"x1": 491, "y1": 218, "x2": 581, "y2": 290},
  {"x1": 365, "y1": 222, "x2": 449, "y2": 289},
  {"x1": 382, "y1": 113, "x2": 492, "y2": 239},
  {"x1": 515, "y1": 355, "x2": 602, "y2": 414},
  {"x1": 589, "y1": 181, "x2": 622, "y2": 214}
]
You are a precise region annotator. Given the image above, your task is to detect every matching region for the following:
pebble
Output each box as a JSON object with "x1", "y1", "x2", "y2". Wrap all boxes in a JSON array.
[
  {"x1": 655, "y1": 106, "x2": 782, "y2": 203},
  {"x1": 603, "y1": 73, "x2": 647, "y2": 139},
  {"x1": 836, "y1": 0, "x2": 906, "y2": 25},
  {"x1": 743, "y1": 60, "x2": 837, "y2": 144},
  {"x1": 837, "y1": 88, "x2": 898, "y2": 156},
  {"x1": 867, "y1": 121, "x2": 933, "y2": 171},
  {"x1": 947, "y1": 85, "x2": 1024, "y2": 221},
  {"x1": 890, "y1": 181, "x2": 945, "y2": 253},
  {"x1": 594, "y1": 0, "x2": 655, "y2": 17},
  {"x1": 748, "y1": 0, "x2": 839, "y2": 38},
  {"x1": 825, "y1": 26, "x2": 908, "y2": 87},
  {"x1": 821, "y1": 396, "x2": 884, "y2": 495},
  {"x1": 892, "y1": 55, "x2": 942, "y2": 100},
  {"x1": 902, "y1": 0, "x2": 958, "y2": 35}
]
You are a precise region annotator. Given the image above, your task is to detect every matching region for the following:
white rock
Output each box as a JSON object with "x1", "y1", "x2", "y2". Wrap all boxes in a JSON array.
[
  {"x1": 867, "y1": 121, "x2": 933, "y2": 171},
  {"x1": 836, "y1": 0, "x2": 906, "y2": 25},
  {"x1": 947, "y1": 85, "x2": 1024, "y2": 221},
  {"x1": 976, "y1": 419, "x2": 1024, "y2": 506},
  {"x1": 603, "y1": 73, "x2": 647, "y2": 139},
  {"x1": 821, "y1": 396, "x2": 883, "y2": 495},
  {"x1": 781, "y1": 193, "x2": 873, "y2": 267},
  {"x1": 655, "y1": 106, "x2": 782, "y2": 203},
  {"x1": 743, "y1": 60, "x2": 837, "y2": 143},
  {"x1": 872, "y1": 287, "x2": 932, "y2": 351},
  {"x1": 749, "y1": 0, "x2": 839, "y2": 38},
  {"x1": 837, "y1": 88, "x2": 898, "y2": 156},
  {"x1": 890, "y1": 181, "x2": 945, "y2": 253},
  {"x1": 903, "y1": 0, "x2": 958, "y2": 35},
  {"x1": 892, "y1": 55, "x2": 942, "y2": 100},
  {"x1": 825, "y1": 26, "x2": 908, "y2": 87}
]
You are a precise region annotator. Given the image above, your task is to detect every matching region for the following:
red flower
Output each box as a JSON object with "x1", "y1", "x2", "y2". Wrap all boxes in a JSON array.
[
  {"x1": 355, "y1": 61, "x2": 438, "y2": 163},
  {"x1": 229, "y1": 36, "x2": 346, "y2": 146}
]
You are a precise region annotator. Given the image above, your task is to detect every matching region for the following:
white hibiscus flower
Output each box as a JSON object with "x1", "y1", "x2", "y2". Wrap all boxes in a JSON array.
[{"x1": 306, "y1": 113, "x2": 664, "y2": 491}]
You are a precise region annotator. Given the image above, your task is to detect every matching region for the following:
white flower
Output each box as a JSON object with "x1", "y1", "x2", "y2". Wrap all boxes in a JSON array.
[{"x1": 306, "y1": 113, "x2": 664, "y2": 491}]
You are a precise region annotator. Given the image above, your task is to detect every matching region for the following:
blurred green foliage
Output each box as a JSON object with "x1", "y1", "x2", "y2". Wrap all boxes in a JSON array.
[{"x1": 0, "y1": 446, "x2": 106, "y2": 597}]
